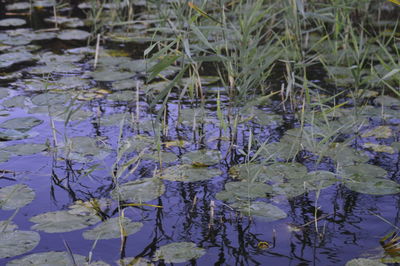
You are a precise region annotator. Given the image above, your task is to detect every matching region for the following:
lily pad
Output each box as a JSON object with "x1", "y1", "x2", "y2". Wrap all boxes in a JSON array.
[
  {"x1": 216, "y1": 181, "x2": 273, "y2": 202},
  {"x1": 7, "y1": 251, "x2": 109, "y2": 266},
  {"x1": 0, "y1": 152, "x2": 10, "y2": 163},
  {"x1": 0, "y1": 129, "x2": 36, "y2": 141},
  {"x1": 325, "y1": 143, "x2": 369, "y2": 166},
  {"x1": 153, "y1": 242, "x2": 206, "y2": 263},
  {"x1": 90, "y1": 69, "x2": 134, "y2": 82},
  {"x1": 0, "y1": 117, "x2": 43, "y2": 132},
  {"x1": 229, "y1": 163, "x2": 271, "y2": 182},
  {"x1": 3, "y1": 143, "x2": 47, "y2": 156},
  {"x1": 108, "y1": 90, "x2": 136, "y2": 101},
  {"x1": 343, "y1": 175, "x2": 400, "y2": 195},
  {"x1": 363, "y1": 143, "x2": 395, "y2": 154},
  {"x1": 111, "y1": 178, "x2": 165, "y2": 202},
  {"x1": 142, "y1": 151, "x2": 178, "y2": 164},
  {"x1": 345, "y1": 258, "x2": 386, "y2": 266},
  {"x1": 83, "y1": 217, "x2": 143, "y2": 240},
  {"x1": 0, "y1": 52, "x2": 35, "y2": 69},
  {"x1": 361, "y1": 126, "x2": 393, "y2": 138},
  {"x1": 58, "y1": 29, "x2": 91, "y2": 41},
  {"x1": 62, "y1": 136, "x2": 111, "y2": 161},
  {"x1": 6, "y1": 2, "x2": 31, "y2": 10},
  {"x1": 158, "y1": 164, "x2": 222, "y2": 182},
  {"x1": 295, "y1": 171, "x2": 337, "y2": 190},
  {"x1": 30, "y1": 209, "x2": 101, "y2": 233},
  {"x1": 0, "y1": 221, "x2": 18, "y2": 232},
  {"x1": 2, "y1": 95, "x2": 26, "y2": 108},
  {"x1": 374, "y1": 95, "x2": 400, "y2": 107},
  {"x1": 230, "y1": 201, "x2": 287, "y2": 221},
  {"x1": 263, "y1": 162, "x2": 308, "y2": 183},
  {"x1": 31, "y1": 92, "x2": 70, "y2": 106},
  {"x1": 0, "y1": 184, "x2": 35, "y2": 210},
  {"x1": 0, "y1": 230, "x2": 40, "y2": 259},
  {"x1": 182, "y1": 149, "x2": 221, "y2": 166},
  {"x1": 117, "y1": 257, "x2": 154, "y2": 266},
  {"x1": 342, "y1": 164, "x2": 387, "y2": 179},
  {"x1": 0, "y1": 18, "x2": 26, "y2": 27}
]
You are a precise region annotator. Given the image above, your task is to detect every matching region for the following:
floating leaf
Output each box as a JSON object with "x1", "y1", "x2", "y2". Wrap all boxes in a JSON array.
[
  {"x1": 83, "y1": 217, "x2": 143, "y2": 240},
  {"x1": 158, "y1": 164, "x2": 222, "y2": 182},
  {"x1": 0, "y1": 129, "x2": 36, "y2": 141},
  {"x1": 363, "y1": 143, "x2": 395, "y2": 154},
  {"x1": 31, "y1": 92, "x2": 70, "y2": 106},
  {"x1": 343, "y1": 176, "x2": 400, "y2": 195},
  {"x1": 1, "y1": 95, "x2": 26, "y2": 108},
  {"x1": 90, "y1": 69, "x2": 134, "y2": 82},
  {"x1": 7, "y1": 251, "x2": 109, "y2": 265},
  {"x1": 0, "y1": 184, "x2": 35, "y2": 210},
  {"x1": 374, "y1": 95, "x2": 400, "y2": 107},
  {"x1": 229, "y1": 163, "x2": 271, "y2": 182},
  {"x1": 326, "y1": 143, "x2": 369, "y2": 166},
  {"x1": 6, "y1": 2, "x2": 31, "y2": 10},
  {"x1": 263, "y1": 162, "x2": 308, "y2": 183},
  {"x1": 342, "y1": 164, "x2": 387, "y2": 179},
  {"x1": 0, "y1": 230, "x2": 40, "y2": 259},
  {"x1": 0, "y1": 220, "x2": 18, "y2": 232},
  {"x1": 230, "y1": 201, "x2": 287, "y2": 221},
  {"x1": 294, "y1": 171, "x2": 337, "y2": 190},
  {"x1": 345, "y1": 258, "x2": 386, "y2": 266},
  {"x1": 108, "y1": 91, "x2": 136, "y2": 101},
  {"x1": 0, "y1": 18, "x2": 26, "y2": 27},
  {"x1": 142, "y1": 151, "x2": 178, "y2": 164},
  {"x1": 62, "y1": 136, "x2": 111, "y2": 161},
  {"x1": 117, "y1": 257, "x2": 154, "y2": 266},
  {"x1": 0, "y1": 52, "x2": 35, "y2": 69},
  {"x1": 3, "y1": 143, "x2": 47, "y2": 156},
  {"x1": 30, "y1": 210, "x2": 101, "y2": 233},
  {"x1": 182, "y1": 149, "x2": 221, "y2": 166},
  {"x1": 361, "y1": 126, "x2": 393, "y2": 138},
  {"x1": 0, "y1": 152, "x2": 9, "y2": 163},
  {"x1": 0, "y1": 117, "x2": 43, "y2": 132},
  {"x1": 153, "y1": 242, "x2": 206, "y2": 263},
  {"x1": 216, "y1": 181, "x2": 273, "y2": 202},
  {"x1": 58, "y1": 29, "x2": 90, "y2": 41},
  {"x1": 111, "y1": 178, "x2": 165, "y2": 202}
]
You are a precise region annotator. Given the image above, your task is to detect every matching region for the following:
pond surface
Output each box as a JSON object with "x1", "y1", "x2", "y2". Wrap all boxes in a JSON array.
[{"x1": 0, "y1": 1, "x2": 400, "y2": 265}]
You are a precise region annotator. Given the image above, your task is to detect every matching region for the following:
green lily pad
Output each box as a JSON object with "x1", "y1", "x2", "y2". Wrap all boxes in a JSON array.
[
  {"x1": 216, "y1": 181, "x2": 273, "y2": 202},
  {"x1": 325, "y1": 143, "x2": 369, "y2": 166},
  {"x1": 230, "y1": 201, "x2": 287, "y2": 221},
  {"x1": 271, "y1": 182, "x2": 308, "y2": 198},
  {"x1": 158, "y1": 164, "x2": 222, "y2": 182},
  {"x1": 153, "y1": 242, "x2": 206, "y2": 263},
  {"x1": 3, "y1": 143, "x2": 47, "y2": 156},
  {"x1": 361, "y1": 126, "x2": 393, "y2": 138},
  {"x1": 91, "y1": 70, "x2": 134, "y2": 82},
  {"x1": 0, "y1": 52, "x2": 35, "y2": 69},
  {"x1": 374, "y1": 95, "x2": 400, "y2": 107},
  {"x1": 44, "y1": 16, "x2": 84, "y2": 28},
  {"x1": 117, "y1": 257, "x2": 154, "y2": 266},
  {"x1": 182, "y1": 149, "x2": 221, "y2": 166},
  {"x1": 2, "y1": 95, "x2": 26, "y2": 108},
  {"x1": 0, "y1": 184, "x2": 35, "y2": 210},
  {"x1": 343, "y1": 176, "x2": 400, "y2": 195},
  {"x1": 111, "y1": 178, "x2": 165, "y2": 202},
  {"x1": 83, "y1": 217, "x2": 143, "y2": 240},
  {"x1": 0, "y1": 129, "x2": 36, "y2": 141},
  {"x1": 342, "y1": 164, "x2": 387, "y2": 179},
  {"x1": 345, "y1": 258, "x2": 386, "y2": 266},
  {"x1": 118, "y1": 135, "x2": 155, "y2": 154},
  {"x1": 30, "y1": 209, "x2": 101, "y2": 233},
  {"x1": 62, "y1": 136, "x2": 111, "y2": 161},
  {"x1": 229, "y1": 163, "x2": 271, "y2": 182},
  {"x1": 0, "y1": 88, "x2": 9, "y2": 99},
  {"x1": 0, "y1": 18, "x2": 26, "y2": 27},
  {"x1": 0, "y1": 152, "x2": 9, "y2": 163},
  {"x1": 7, "y1": 251, "x2": 109, "y2": 266},
  {"x1": 263, "y1": 162, "x2": 308, "y2": 183},
  {"x1": 142, "y1": 151, "x2": 178, "y2": 164},
  {"x1": 58, "y1": 29, "x2": 90, "y2": 41},
  {"x1": 6, "y1": 2, "x2": 31, "y2": 10},
  {"x1": 363, "y1": 143, "x2": 395, "y2": 154},
  {"x1": 295, "y1": 171, "x2": 337, "y2": 190},
  {"x1": 0, "y1": 221, "x2": 18, "y2": 232},
  {"x1": 108, "y1": 91, "x2": 136, "y2": 101},
  {"x1": 0, "y1": 117, "x2": 43, "y2": 132},
  {"x1": 31, "y1": 92, "x2": 70, "y2": 106},
  {"x1": 28, "y1": 62, "x2": 81, "y2": 75},
  {"x1": 0, "y1": 230, "x2": 40, "y2": 259}
]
